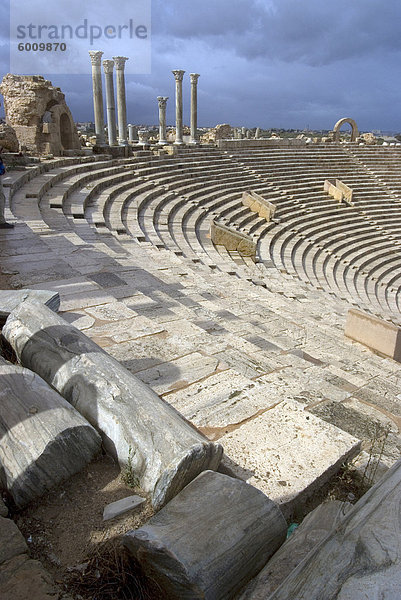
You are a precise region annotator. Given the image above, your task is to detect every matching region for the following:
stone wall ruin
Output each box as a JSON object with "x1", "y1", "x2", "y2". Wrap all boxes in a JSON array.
[{"x1": 0, "y1": 74, "x2": 80, "y2": 155}]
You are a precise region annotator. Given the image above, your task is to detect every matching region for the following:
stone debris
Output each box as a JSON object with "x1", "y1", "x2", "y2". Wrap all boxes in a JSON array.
[
  {"x1": 124, "y1": 470, "x2": 287, "y2": 600},
  {"x1": 103, "y1": 495, "x2": 146, "y2": 521}
]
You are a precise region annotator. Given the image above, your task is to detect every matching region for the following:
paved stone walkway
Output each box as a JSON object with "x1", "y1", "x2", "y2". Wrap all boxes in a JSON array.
[
  {"x1": 1, "y1": 146, "x2": 401, "y2": 595},
  {"x1": 0, "y1": 152, "x2": 400, "y2": 490}
]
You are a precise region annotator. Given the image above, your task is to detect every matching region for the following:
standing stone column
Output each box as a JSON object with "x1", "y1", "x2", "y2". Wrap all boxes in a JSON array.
[
  {"x1": 89, "y1": 50, "x2": 105, "y2": 145},
  {"x1": 103, "y1": 59, "x2": 117, "y2": 146},
  {"x1": 189, "y1": 73, "x2": 200, "y2": 145},
  {"x1": 157, "y1": 96, "x2": 168, "y2": 145},
  {"x1": 172, "y1": 70, "x2": 185, "y2": 145},
  {"x1": 255, "y1": 127, "x2": 260, "y2": 139},
  {"x1": 128, "y1": 124, "x2": 135, "y2": 143},
  {"x1": 113, "y1": 56, "x2": 129, "y2": 145}
]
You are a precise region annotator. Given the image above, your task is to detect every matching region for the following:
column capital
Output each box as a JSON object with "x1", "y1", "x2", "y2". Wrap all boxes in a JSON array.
[
  {"x1": 172, "y1": 69, "x2": 185, "y2": 82},
  {"x1": 103, "y1": 59, "x2": 114, "y2": 75},
  {"x1": 190, "y1": 73, "x2": 200, "y2": 84},
  {"x1": 157, "y1": 96, "x2": 169, "y2": 108},
  {"x1": 89, "y1": 50, "x2": 104, "y2": 66},
  {"x1": 113, "y1": 56, "x2": 129, "y2": 70}
]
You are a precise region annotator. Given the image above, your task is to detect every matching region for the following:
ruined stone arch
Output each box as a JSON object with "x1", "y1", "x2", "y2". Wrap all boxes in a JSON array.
[
  {"x1": 0, "y1": 74, "x2": 80, "y2": 155},
  {"x1": 333, "y1": 118, "x2": 359, "y2": 142}
]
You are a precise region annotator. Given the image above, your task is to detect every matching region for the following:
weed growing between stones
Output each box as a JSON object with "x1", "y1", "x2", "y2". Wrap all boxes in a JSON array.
[
  {"x1": 361, "y1": 421, "x2": 391, "y2": 488},
  {"x1": 121, "y1": 446, "x2": 140, "y2": 489},
  {"x1": 64, "y1": 539, "x2": 162, "y2": 600},
  {"x1": 325, "y1": 419, "x2": 392, "y2": 508}
]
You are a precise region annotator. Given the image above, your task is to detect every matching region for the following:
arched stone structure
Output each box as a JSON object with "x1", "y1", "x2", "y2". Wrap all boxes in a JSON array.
[
  {"x1": 0, "y1": 75, "x2": 80, "y2": 155},
  {"x1": 333, "y1": 117, "x2": 359, "y2": 142}
]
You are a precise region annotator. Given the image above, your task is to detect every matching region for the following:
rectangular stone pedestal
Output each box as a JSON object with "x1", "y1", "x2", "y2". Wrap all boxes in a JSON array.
[{"x1": 345, "y1": 309, "x2": 401, "y2": 362}]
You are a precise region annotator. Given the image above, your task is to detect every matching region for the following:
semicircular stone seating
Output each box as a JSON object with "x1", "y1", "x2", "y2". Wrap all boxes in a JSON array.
[{"x1": 3, "y1": 143, "x2": 401, "y2": 520}]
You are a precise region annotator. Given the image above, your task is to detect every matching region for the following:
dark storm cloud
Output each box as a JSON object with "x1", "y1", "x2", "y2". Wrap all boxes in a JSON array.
[{"x1": 153, "y1": 0, "x2": 401, "y2": 66}]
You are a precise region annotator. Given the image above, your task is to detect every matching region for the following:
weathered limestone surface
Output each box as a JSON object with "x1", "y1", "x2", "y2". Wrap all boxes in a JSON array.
[
  {"x1": 324, "y1": 179, "x2": 353, "y2": 205},
  {"x1": 0, "y1": 289, "x2": 60, "y2": 324},
  {"x1": 0, "y1": 74, "x2": 80, "y2": 155},
  {"x1": 242, "y1": 190, "x2": 276, "y2": 221},
  {"x1": 268, "y1": 458, "x2": 401, "y2": 600},
  {"x1": 0, "y1": 357, "x2": 101, "y2": 508},
  {"x1": 324, "y1": 179, "x2": 343, "y2": 201},
  {"x1": 0, "y1": 123, "x2": 19, "y2": 152},
  {"x1": 240, "y1": 500, "x2": 352, "y2": 599},
  {"x1": 359, "y1": 132, "x2": 377, "y2": 145},
  {"x1": 219, "y1": 400, "x2": 361, "y2": 518},
  {"x1": 123, "y1": 470, "x2": 287, "y2": 600},
  {"x1": 0, "y1": 553, "x2": 65, "y2": 600},
  {"x1": 3, "y1": 301, "x2": 223, "y2": 509},
  {"x1": 335, "y1": 179, "x2": 353, "y2": 203},
  {"x1": 165, "y1": 370, "x2": 279, "y2": 428},
  {"x1": 210, "y1": 220, "x2": 256, "y2": 258},
  {"x1": 345, "y1": 308, "x2": 401, "y2": 362}
]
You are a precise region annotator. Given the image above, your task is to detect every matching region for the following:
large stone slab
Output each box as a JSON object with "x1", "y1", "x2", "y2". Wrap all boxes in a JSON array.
[
  {"x1": 3, "y1": 301, "x2": 223, "y2": 509},
  {"x1": 123, "y1": 470, "x2": 287, "y2": 600},
  {"x1": 165, "y1": 370, "x2": 278, "y2": 428},
  {"x1": 0, "y1": 289, "x2": 60, "y2": 324},
  {"x1": 136, "y1": 352, "x2": 220, "y2": 394},
  {"x1": 0, "y1": 358, "x2": 101, "y2": 508},
  {"x1": 268, "y1": 458, "x2": 401, "y2": 600},
  {"x1": 219, "y1": 400, "x2": 361, "y2": 518}
]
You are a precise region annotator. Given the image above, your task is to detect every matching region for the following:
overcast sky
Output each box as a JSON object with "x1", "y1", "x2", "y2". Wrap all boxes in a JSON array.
[{"x1": 1, "y1": 0, "x2": 401, "y2": 131}]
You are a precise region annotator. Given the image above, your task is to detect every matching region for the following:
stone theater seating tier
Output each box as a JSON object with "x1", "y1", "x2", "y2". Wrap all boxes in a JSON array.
[
  {"x1": 3, "y1": 300, "x2": 223, "y2": 509},
  {"x1": 0, "y1": 356, "x2": 101, "y2": 508}
]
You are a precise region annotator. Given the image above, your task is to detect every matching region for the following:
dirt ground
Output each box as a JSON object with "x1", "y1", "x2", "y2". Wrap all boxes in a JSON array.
[
  {"x1": 12, "y1": 454, "x2": 160, "y2": 599},
  {"x1": 14, "y1": 455, "x2": 154, "y2": 572}
]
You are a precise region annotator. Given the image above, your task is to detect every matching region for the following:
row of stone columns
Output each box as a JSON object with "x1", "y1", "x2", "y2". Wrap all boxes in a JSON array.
[
  {"x1": 89, "y1": 51, "x2": 128, "y2": 146},
  {"x1": 89, "y1": 52, "x2": 200, "y2": 147}
]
